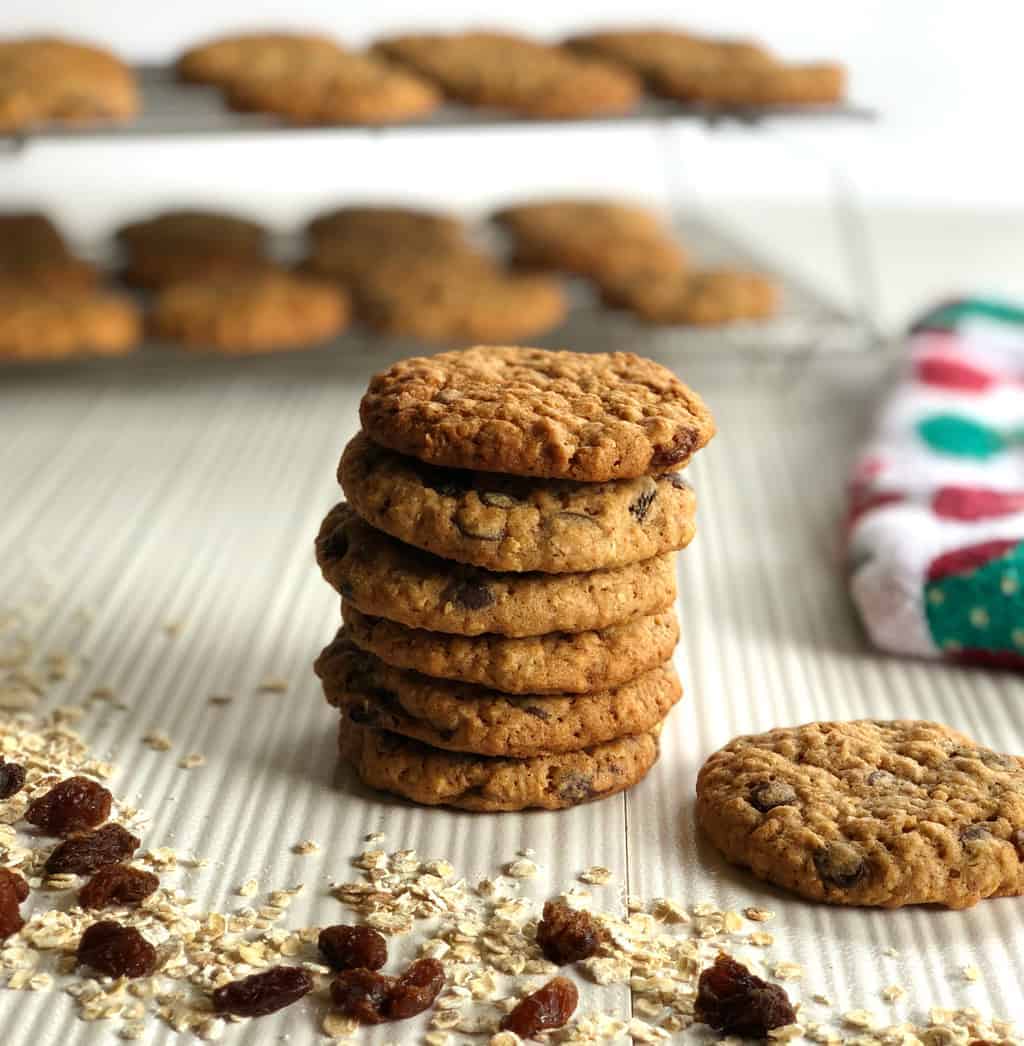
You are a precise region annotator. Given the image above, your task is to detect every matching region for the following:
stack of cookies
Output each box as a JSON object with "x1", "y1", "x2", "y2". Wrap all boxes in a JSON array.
[{"x1": 314, "y1": 346, "x2": 715, "y2": 812}]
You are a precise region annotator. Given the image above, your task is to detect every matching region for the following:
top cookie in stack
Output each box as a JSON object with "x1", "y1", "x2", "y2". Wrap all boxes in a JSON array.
[{"x1": 314, "y1": 346, "x2": 714, "y2": 811}]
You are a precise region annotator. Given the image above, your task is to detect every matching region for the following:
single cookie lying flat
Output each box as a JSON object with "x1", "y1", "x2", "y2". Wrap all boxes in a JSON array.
[
  {"x1": 339, "y1": 721, "x2": 661, "y2": 810},
  {"x1": 317, "y1": 635, "x2": 681, "y2": 757},
  {"x1": 696, "y1": 720, "x2": 1024, "y2": 909},
  {"x1": 0, "y1": 37, "x2": 139, "y2": 133},
  {"x1": 226, "y1": 52, "x2": 440, "y2": 126},
  {"x1": 373, "y1": 31, "x2": 641, "y2": 119},
  {"x1": 601, "y1": 269, "x2": 779, "y2": 326},
  {"x1": 339, "y1": 432, "x2": 697, "y2": 573},
  {"x1": 0, "y1": 286, "x2": 140, "y2": 360},
  {"x1": 316, "y1": 503, "x2": 677, "y2": 637},
  {"x1": 360, "y1": 346, "x2": 715, "y2": 481},
  {"x1": 339, "y1": 604, "x2": 679, "y2": 694},
  {"x1": 307, "y1": 205, "x2": 465, "y2": 249},
  {"x1": 150, "y1": 271, "x2": 349, "y2": 353},
  {"x1": 176, "y1": 32, "x2": 346, "y2": 87}
]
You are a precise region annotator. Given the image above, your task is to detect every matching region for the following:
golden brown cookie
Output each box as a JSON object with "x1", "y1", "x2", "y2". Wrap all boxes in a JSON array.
[
  {"x1": 0, "y1": 212, "x2": 98, "y2": 293},
  {"x1": 149, "y1": 270, "x2": 349, "y2": 354},
  {"x1": 117, "y1": 209, "x2": 270, "y2": 289},
  {"x1": 339, "y1": 720, "x2": 662, "y2": 810},
  {"x1": 354, "y1": 263, "x2": 567, "y2": 344},
  {"x1": 339, "y1": 604, "x2": 680, "y2": 694},
  {"x1": 319, "y1": 636, "x2": 680, "y2": 757},
  {"x1": 176, "y1": 32, "x2": 346, "y2": 87},
  {"x1": 373, "y1": 31, "x2": 642, "y2": 118},
  {"x1": 360, "y1": 346, "x2": 715, "y2": 480},
  {"x1": 601, "y1": 268, "x2": 779, "y2": 326},
  {"x1": 225, "y1": 52, "x2": 441, "y2": 126},
  {"x1": 682, "y1": 62, "x2": 845, "y2": 106},
  {"x1": 0, "y1": 37, "x2": 139, "y2": 133},
  {"x1": 316, "y1": 503, "x2": 678, "y2": 637},
  {"x1": 495, "y1": 199, "x2": 687, "y2": 280},
  {"x1": 697, "y1": 720, "x2": 1024, "y2": 909},
  {"x1": 0, "y1": 285, "x2": 140, "y2": 360},
  {"x1": 339, "y1": 432, "x2": 697, "y2": 573},
  {"x1": 307, "y1": 205, "x2": 465, "y2": 249}
]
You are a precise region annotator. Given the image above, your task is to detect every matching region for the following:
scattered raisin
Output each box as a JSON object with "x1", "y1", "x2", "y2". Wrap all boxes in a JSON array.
[
  {"x1": 0, "y1": 759, "x2": 26, "y2": 799},
  {"x1": 453, "y1": 511, "x2": 506, "y2": 542},
  {"x1": 330, "y1": 959, "x2": 445, "y2": 1024},
  {"x1": 331, "y1": 967, "x2": 393, "y2": 1025},
  {"x1": 813, "y1": 841, "x2": 866, "y2": 889},
  {"x1": 536, "y1": 900, "x2": 605, "y2": 964},
  {"x1": 748, "y1": 781, "x2": 797, "y2": 813},
  {"x1": 0, "y1": 868, "x2": 29, "y2": 940},
  {"x1": 77, "y1": 920, "x2": 157, "y2": 978},
  {"x1": 501, "y1": 976, "x2": 578, "y2": 1038},
  {"x1": 25, "y1": 776, "x2": 112, "y2": 835},
  {"x1": 79, "y1": 864, "x2": 159, "y2": 909},
  {"x1": 318, "y1": 924, "x2": 387, "y2": 971},
  {"x1": 213, "y1": 966, "x2": 314, "y2": 1018},
  {"x1": 694, "y1": 953, "x2": 796, "y2": 1037},
  {"x1": 524, "y1": 705, "x2": 550, "y2": 720},
  {"x1": 628, "y1": 484, "x2": 657, "y2": 522},
  {"x1": 46, "y1": 823, "x2": 140, "y2": 874},
  {"x1": 386, "y1": 958, "x2": 445, "y2": 1020},
  {"x1": 444, "y1": 579, "x2": 494, "y2": 611}
]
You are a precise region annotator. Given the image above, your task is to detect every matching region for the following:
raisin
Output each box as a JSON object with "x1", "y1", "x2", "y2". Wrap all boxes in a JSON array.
[
  {"x1": 961, "y1": 825, "x2": 992, "y2": 845},
  {"x1": 0, "y1": 868, "x2": 29, "y2": 941},
  {"x1": 46, "y1": 823, "x2": 140, "y2": 874},
  {"x1": 813, "y1": 842, "x2": 866, "y2": 889},
  {"x1": 79, "y1": 864, "x2": 159, "y2": 909},
  {"x1": 650, "y1": 431, "x2": 697, "y2": 471},
  {"x1": 556, "y1": 772, "x2": 594, "y2": 803},
  {"x1": 628, "y1": 483, "x2": 657, "y2": 522},
  {"x1": 320, "y1": 525, "x2": 349, "y2": 561},
  {"x1": 694, "y1": 953, "x2": 796, "y2": 1036},
  {"x1": 318, "y1": 924, "x2": 387, "y2": 972},
  {"x1": 748, "y1": 781, "x2": 797, "y2": 813},
  {"x1": 330, "y1": 959, "x2": 445, "y2": 1024},
  {"x1": 444, "y1": 579, "x2": 494, "y2": 611},
  {"x1": 501, "y1": 976, "x2": 578, "y2": 1038},
  {"x1": 386, "y1": 958, "x2": 445, "y2": 1020},
  {"x1": 524, "y1": 705, "x2": 550, "y2": 720},
  {"x1": 77, "y1": 920, "x2": 157, "y2": 978},
  {"x1": 25, "y1": 776, "x2": 112, "y2": 835},
  {"x1": 0, "y1": 759, "x2": 26, "y2": 799},
  {"x1": 331, "y1": 967, "x2": 393, "y2": 1025},
  {"x1": 213, "y1": 966, "x2": 314, "y2": 1018},
  {"x1": 536, "y1": 900, "x2": 605, "y2": 964},
  {"x1": 453, "y1": 511, "x2": 506, "y2": 542}
]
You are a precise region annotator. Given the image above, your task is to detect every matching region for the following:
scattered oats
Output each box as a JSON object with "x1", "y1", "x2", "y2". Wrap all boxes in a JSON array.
[
  {"x1": 235, "y1": 878, "x2": 258, "y2": 898},
  {"x1": 650, "y1": 897, "x2": 689, "y2": 924},
  {"x1": 489, "y1": 1034, "x2": 522, "y2": 1046},
  {"x1": 882, "y1": 984, "x2": 906, "y2": 1003},
  {"x1": 626, "y1": 1017, "x2": 671, "y2": 1042},
  {"x1": 750, "y1": 931, "x2": 774, "y2": 947},
  {"x1": 143, "y1": 729, "x2": 172, "y2": 752},
  {"x1": 843, "y1": 1010, "x2": 877, "y2": 1030},
  {"x1": 744, "y1": 906, "x2": 775, "y2": 922},
  {"x1": 626, "y1": 894, "x2": 645, "y2": 912},
  {"x1": 579, "y1": 865, "x2": 612, "y2": 885},
  {"x1": 292, "y1": 839, "x2": 319, "y2": 856},
  {"x1": 504, "y1": 858, "x2": 537, "y2": 879},
  {"x1": 177, "y1": 753, "x2": 205, "y2": 770},
  {"x1": 882, "y1": 946, "x2": 900, "y2": 958},
  {"x1": 425, "y1": 1032, "x2": 450, "y2": 1046},
  {"x1": 773, "y1": 961, "x2": 804, "y2": 981},
  {"x1": 812, "y1": 994, "x2": 832, "y2": 1006},
  {"x1": 517, "y1": 848, "x2": 535, "y2": 858},
  {"x1": 961, "y1": 964, "x2": 981, "y2": 982},
  {"x1": 723, "y1": 909, "x2": 745, "y2": 933},
  {"x1": 257, "y1": 677, "x2": 289, "y2": 693},
  {"x1": 88, "y1": 686, "x2": 116, "y2": 702},
  {"x1": 322, "y1": 1012, "x2": 358, "y2": 1039},
  {"x1": 769, "y1": 1025, "x2": 805, "y2": 1041},
  {"x1": 364, "y1": 832, "x2": 385, "y2": 844}
]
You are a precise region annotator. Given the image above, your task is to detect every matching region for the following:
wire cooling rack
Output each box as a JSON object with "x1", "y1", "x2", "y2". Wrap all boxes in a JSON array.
[{"x1": 0, "y1": 64, "x2": 874, "y2": 144}]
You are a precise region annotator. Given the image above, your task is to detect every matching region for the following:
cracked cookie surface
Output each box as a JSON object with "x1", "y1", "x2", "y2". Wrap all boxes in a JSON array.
[
  {"x1": 359, "y1": 346, "x2": 714, "y2": 481},
  {"x1": 316, "y1": 503, "x2": 677, "y2": 637},
  {"x1": 317, "y1": 633, "x2": 681, "y2": 757},
  {"x1": 339, "y1": 604, "x2": 679, "y2": 694},
  {"x1": 339, "y1": 721, "x2": 661, "y2": 811},
  {"x1": 339, "y1": 433, "x2": 696, "y2": 573},
  {"x1": 696, "y1": 719, "x2": 1024, "y2": 909}
]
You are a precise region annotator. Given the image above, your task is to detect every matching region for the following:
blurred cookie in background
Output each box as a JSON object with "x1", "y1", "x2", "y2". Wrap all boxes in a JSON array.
[
  {"x1": 0, "y1": 36, "x2": 139, "y2": 133},
  {"x1": 0, "y1": 212, "x2": 99, "y2": 293}
]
